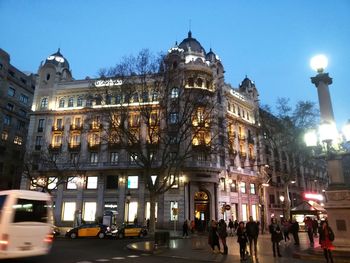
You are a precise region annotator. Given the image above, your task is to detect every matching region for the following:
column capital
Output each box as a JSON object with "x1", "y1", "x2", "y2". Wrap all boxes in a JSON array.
[{"x1": 311, "y1": 72, "x2": 333, "y2": 87}]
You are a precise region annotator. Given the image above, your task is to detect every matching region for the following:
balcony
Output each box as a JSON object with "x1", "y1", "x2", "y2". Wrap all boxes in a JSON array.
[
  {"x1": 108, "y1": 141, "x2": 121, "y2": 149},
  {"x1": 88, "y1": 142, "x2": 100, "y2": 150},
  {"x1": 52, "y1": 126, "x2": 64, "y2": 132},
  {"x1": 68, "y1": 143, "x2": 81, "y2": 151},
  {"x1": 248, "y1": 154, "x2": 256, "y2": 161},
  {"x1": 239, "y1": 151, "x2": 247, "y2": 159},
  {"x1": 70, "y1": 124, "x2": 83, "y2": 131},
  {"x1": 90, "y1": 123, "x2": 103, "y2": 131},
  {"x1": 49, "y1": 144, "x2": 62, "y2": 152}
]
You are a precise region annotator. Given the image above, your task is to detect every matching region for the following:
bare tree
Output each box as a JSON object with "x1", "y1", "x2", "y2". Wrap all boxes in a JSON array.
[
  {"x1": 259, "y1": 98, "x2": 325, "y2": 218},
  {"x1": 89, "y1": 49, "x2": 219, "y2": 233}
]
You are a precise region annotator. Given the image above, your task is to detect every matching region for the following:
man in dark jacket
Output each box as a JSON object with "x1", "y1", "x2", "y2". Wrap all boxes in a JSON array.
[
  {"x1": 246, "y1": 216, "x2": 259, "y2": 258},
  {"x1": 290, "y1": 218, "x2": 300, "y2": 245}
]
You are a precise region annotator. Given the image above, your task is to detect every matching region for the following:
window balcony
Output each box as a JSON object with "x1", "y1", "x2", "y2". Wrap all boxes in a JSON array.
[
  {"x1": 88, "y1": 142, "x2": 100, "y2": 150},
  {"x1": 49, "y1": 144, "x2": 62, "y2": 151},
  {"x1": 239, "y1": 151, "x2": 247, "y2": 159},
  {"x1": 238, "y1": 134, "x2": 246, "y2": 141},
  {"x1": 90, "y1": 123, "x2": 103, "y2": 131},
  {"x1": 70, "y1": 124, "x2": 83, "y2": 131},
  {"x1": 52, "y1": 125, "x2": 64, "y2": 132},
  {"x1": 68, "y1": 143, "x2": 81, "y2": 151}
]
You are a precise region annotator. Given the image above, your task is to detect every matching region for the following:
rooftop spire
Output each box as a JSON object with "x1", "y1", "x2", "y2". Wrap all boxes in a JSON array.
[{"x1": 188, "y1": 30, "x2": 192, "y2": 38}]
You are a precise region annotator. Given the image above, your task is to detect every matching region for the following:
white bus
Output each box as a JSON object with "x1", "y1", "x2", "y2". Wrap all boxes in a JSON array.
[{"x1": 0, "y1": 190, "x2": 54, "y2": 259}]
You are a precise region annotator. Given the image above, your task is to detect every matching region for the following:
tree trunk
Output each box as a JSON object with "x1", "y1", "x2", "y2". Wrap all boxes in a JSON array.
[{"x1": 149, "y1": 192, "x2": 156, "y2": 234}]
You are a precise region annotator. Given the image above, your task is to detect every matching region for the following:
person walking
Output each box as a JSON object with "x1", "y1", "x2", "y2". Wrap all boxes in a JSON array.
[
  {"x1": 228, "y1": 219, "x2": 234, "y2": 236},
  {"x1": 246, "y1": 216, "x2": 259, "y2": 258},
  {"x1": 313, "y1": 218, "x2": 319, "y2": 237},
  {"x1": 237, "y1": 221, "x2": 248, "y2": 261},
  {"x1": 290, "y1": 218, "x2": 300, "y2": 245},
  {"x1": 208, "y1": 220, "x2": 220, "y2": 253},
  {"x1": 304, "y1": 216, "x2": 314, "y2": 245},
  {"x1": 234, "y1": 219, "x2": 239, "y2": 235},
  {"x1": 218, "y1": 219, "x2": 228, "y2": 254},
  {"x1": 269, "y1": 218, "x2": 282, "y2": 257},
  {"x1": 182, "y1": 220, "x2": 189, "y2": 238},
  {"x1": 319, "y1": 220, "x2": 335, "y2": 263},
  {"x1": 282, "y1": 219, "x2": 291, "y2": 242}
]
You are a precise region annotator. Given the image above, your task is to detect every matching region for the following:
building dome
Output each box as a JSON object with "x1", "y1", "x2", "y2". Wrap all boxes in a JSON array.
[
  {"x1": 206, "y1": 48, "x2": 217, "y2": 63},
  {"x1": 45, "y1": 48, "x2": 70, "y2": 69},
  {"x1": 178, "y1": 31, "x2": 206, "y2": 55}
]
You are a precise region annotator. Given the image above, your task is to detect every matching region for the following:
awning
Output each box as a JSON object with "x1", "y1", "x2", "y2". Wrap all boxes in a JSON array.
[{"x1": 291, "y1": 200, "x2": 326, "y2": 213}]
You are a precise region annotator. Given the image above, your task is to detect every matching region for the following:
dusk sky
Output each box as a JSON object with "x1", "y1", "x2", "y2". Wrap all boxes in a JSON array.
[{"x1": 1, "y1": 0, "x2": 349, "y2": 127}]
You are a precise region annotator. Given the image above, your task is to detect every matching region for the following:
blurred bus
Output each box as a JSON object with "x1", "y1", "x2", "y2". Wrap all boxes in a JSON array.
[{"x1": 0, "y1": 190, "x2": 53, "y2": 259}]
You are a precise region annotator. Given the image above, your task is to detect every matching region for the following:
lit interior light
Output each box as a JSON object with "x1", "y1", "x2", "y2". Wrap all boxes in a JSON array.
[{"x1": 310, "y1": 54, "x2": 328, "y2": 73}]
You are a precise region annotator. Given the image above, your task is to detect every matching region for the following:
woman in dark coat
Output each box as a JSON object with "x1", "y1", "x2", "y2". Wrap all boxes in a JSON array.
[
  {"x1": 208, "y1": 220, "x2": 220, "y2": 253},
  {"x1": 269, "y1": 218, "x2": 282, "y2": 257},
  {"x1": 319, "y1": 220, "x2": 334, "y2": 263},
  {"x1": 236, "y1": 221, "x2": 248, "y2": 261}
]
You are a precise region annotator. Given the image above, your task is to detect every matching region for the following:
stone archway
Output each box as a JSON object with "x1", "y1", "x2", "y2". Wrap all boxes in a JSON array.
[{"x1": 194, "y1": 190, "x2": 210, "y2": 231}]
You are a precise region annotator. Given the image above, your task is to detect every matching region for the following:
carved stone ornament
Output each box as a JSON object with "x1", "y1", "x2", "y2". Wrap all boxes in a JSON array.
[{"x1": 326, "y1": 190, "x2": 350, "y2": 201}]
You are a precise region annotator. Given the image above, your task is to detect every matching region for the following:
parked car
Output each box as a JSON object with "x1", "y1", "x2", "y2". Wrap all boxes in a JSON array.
[
  {"x1": 65, "y1": 223, "x2": 109, "y2": 239},
  {"x1": 110, "y1": 223, "x2": 147, "y2": 239}
]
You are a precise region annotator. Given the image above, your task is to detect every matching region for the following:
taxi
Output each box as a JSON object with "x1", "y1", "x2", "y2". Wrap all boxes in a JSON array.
[
  {"x1": 112, "y1": 223, "x2": 147, "y2": 239},
  {"x1": 65, "y1": 223, "x2": 108, "y2": 239}
]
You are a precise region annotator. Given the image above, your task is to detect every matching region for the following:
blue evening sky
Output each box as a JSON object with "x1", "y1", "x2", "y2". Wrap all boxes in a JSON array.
[{"x1": 1, "y1": 0, "x2": 349, "y2": 127}]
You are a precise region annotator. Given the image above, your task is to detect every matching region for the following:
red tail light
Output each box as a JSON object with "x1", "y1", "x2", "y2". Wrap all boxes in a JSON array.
[
  {"x1": 43, "y1": 233, "x2": 53, "y2": 244},
  {"x1": 0, "y1": 234, "x2": 9, "y2": 251}
]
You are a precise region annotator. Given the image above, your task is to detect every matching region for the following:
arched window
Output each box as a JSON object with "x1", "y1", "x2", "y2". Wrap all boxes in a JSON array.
[
  {"x1": 77, "y1": 97, "x2": 83, "y2": 107},
  {"x1": 196, "y1": 78, "x2": 203, "y2": 87},
  {"x1": 170, "y1": 87, "x2": 179, "y2": 98},
  {"x1": 59, "y1": 98, "x2": 65, "y2": 108},
  {"x1": 40, "y1": 98, "x2": 48, "y2": 109},
  {"x1": 46, "y1": 74, "x2": 50, "y2": 81},
  {"x1": 188, "y1": 78, "x2": 194, "y2": 87},
  {"x1": 68, "y1": 97, "x2": 74, "y2": 107}
]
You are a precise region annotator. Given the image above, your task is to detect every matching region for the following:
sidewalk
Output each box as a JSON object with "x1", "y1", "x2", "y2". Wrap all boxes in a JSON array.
[{"x1": 127, "y1": 231, "x2": 350, "y2": 263}]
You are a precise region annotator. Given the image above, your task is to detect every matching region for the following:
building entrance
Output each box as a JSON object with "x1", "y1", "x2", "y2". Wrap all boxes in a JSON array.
[{"x1": 194, "y1": 191, "x2": 210, "y2": 231}]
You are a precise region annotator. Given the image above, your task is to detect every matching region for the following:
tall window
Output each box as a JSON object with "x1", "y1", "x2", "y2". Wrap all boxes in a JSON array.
[
  {"x1": 169, "y1": 112, "x2": 178, "y2": 124},
  {"x1": 68, "y1": 97, "x2": 74, "y2": 107},
  {"x1": 110, "y1": 152, "x2": 119, "y2": 164},
  {"x1": 126, "y1": 202, "x2": 138, "y2": 223},
  {"x1": 250, "y1": 183, "x2": 256, "y2": 194},
  {"x1": 19, "y1": 94, "x2": 29, "y2": 104},
  {"x1": 86, "y1": 176, "x2": 98, "y2": 189},
  {"x1": 67, "y1": 177, "x2": 78, "y2": 189},
  {"x1": 145, "y1": 202, "x2": 158, "y2": 220},
  {"x1": 106, "y1": 175, "x2": 118, "y2": 189},
  {"x1": 56, "y1": 118, "x2": 63, "y2": 129},
  {"x1": 170, "y1": 201, "x2": 178, "y2": 221},
  {"x1": 13, "y1": 136, "x2": 23, "y2": 145},
  {"x1": 170, "y1": 87, "x2": 179, "y2": 98},
  {"x1": 52, "y1": 134, "x2": 62, "y2": 146},
  {"x1": 8, "y1": 87, "x2": 15, "y2": 97},
  {"x1": 35, "y1": 136, "x2": 43, "y2": 148},
  {"x1": 62, "y1": 202, "x2": 76, "y2": 221},
  {"x1": 230, "y1": 180, "x2": 237, "y2": 192},
  {"x1": 59, "y1": 98, "x2": 65, "y2": 108},
  {"x1": 127, "y1": 176, "x2": 138, "y2": 189},
  {"x1": 37, "y1": 119, "x2": 44, "y2": 132},
  {"x1": 83, "y1": 202, "x2": 96, "y2": 221},
  {"x1": 1, "y1": 131, "x2": 8, "y2": 141},
  {"x1": 90, "y1": 152, "x2": 98, "y2": 164},
  {"x1": 40, "y1": 98, "x2": 48, "y2": 109},
  {"x1": 4, "y1": 115, "x2": 11, "y2": 125},
  {"x1": 77, "y1": 97, "x2": 83, "y2": 107},
  {"x1": 73, "y1": 117, "x2": 82, "y2": 128},
  {"x1": 251, "y1": 204, "x2": 257, "y2": 221},
  {"x1": 242, "y1": 204, "x2": 248, "y2": 222},
  {"x1": 240, "y1": 182, "x2": 246, "y2": 193},
  {"x1": 48, "y1": 177, "x2": 57, "y2": 190},
  {"x1": 70, "y1": 134, "x2": 80, "y2": 146}
]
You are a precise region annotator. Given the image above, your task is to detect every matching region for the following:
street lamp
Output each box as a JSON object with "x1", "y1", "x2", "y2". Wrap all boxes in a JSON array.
[
  {"x1": 304, "y1": 54, "x2": 350, "y2": 246},
  {"x1": 125, "y1": 191, "x2": 131, "y2": 223},
  {"x1": 279, "y1": 195, "x2": 285, "y2": 219}
]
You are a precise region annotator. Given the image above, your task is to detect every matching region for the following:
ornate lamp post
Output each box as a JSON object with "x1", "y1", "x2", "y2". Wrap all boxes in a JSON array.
[
  {"x1": 305, "y1": 55, "x2": 350, "y2": 246},
  {"x1": 279, "y1": 195, "x2": 285, "y2": 219}
]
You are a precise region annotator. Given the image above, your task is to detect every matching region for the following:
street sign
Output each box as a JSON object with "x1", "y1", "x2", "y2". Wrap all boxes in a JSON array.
[{"x1": 225, "y1": 204, "x2": 231, "y2": 210}]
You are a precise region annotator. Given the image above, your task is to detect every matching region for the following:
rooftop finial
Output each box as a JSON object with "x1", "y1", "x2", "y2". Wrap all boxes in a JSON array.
[{"x1": 188, "y1": 30, "x2": 192, "y2": 38}]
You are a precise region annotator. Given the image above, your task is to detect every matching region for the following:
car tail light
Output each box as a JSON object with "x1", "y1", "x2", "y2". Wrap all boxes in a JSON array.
[
  {"x1": 43, "y1": 233, "x2": 53, "y2": 244},
  {"x1": 0, "y1": 234, "x2": 9, "y2": 251}
]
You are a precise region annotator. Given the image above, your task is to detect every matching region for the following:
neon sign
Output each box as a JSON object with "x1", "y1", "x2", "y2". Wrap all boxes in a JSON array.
[{"x1": 304, "y1": 193, "x2": 324, "y2": 201}]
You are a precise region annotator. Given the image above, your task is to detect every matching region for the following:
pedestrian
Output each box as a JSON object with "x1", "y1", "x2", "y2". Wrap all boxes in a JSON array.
[
  {"x1": 146, "y1": 218, "x2": 150, "y2": 230},
  {"x1": 228, "y1": 219, "x2": 234, "y2": 236},
  {"x1": 234, "y1": 219, "x2": 239, "y2": 234},
  {"x1": 304, "y1": 216, "x2": 314, "y2": 245},
  {"x1": 282, "y1": 219, "x2": 291, "y2": 242},
  {"x1": 246, "y1": 216, "x2": 259, "y2": 258},
  {"x1": 208, "y1": 220, "x2": 220, "y2": 253},
  {"x1": 269, "y1": 218, "x2": 282, "y2": 257},
  {"x1": 237, "y1": 221, "x2": 248, "y2": 261},
  {"x1": 313, "y1": 218, "x2": 319, "y2": 237},
  {"x1": 218, "y1": 219, "x2": 228, "y2": 254},
  {"x1": 319, "y1": 220, "x2": 335, "y2": 263},
  {"x1": 182, "y1": 220, "x2": 189, "y2": 238},
  {"x1": 290, "y1": 218, "x2": 300, "y2": 245}
]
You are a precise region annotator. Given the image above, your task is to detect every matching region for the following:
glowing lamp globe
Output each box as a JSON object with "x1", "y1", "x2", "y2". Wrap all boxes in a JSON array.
[
  {"x1": 319, "y1": 121, "x2": 338, "y2": 143},
  {"x1": 310, "y1": 55, "x2": 328, "y2": 73},
  {"x1": 304, "y1": 129, "x2": 318, "y2": 147}
]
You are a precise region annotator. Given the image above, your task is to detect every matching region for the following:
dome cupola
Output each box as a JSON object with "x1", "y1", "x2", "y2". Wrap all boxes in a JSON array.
[
  {"x1": 45, "y1": 48, "x2": 70, "y2": 69},
  {"x1": 178, "y1": 31, "x2": 206, "y2": 56}
]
